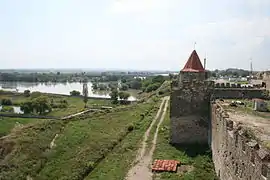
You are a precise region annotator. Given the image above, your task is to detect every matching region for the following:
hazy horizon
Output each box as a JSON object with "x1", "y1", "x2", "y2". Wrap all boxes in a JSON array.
[{"x1": 1, "y1": 0, "x2": 270, "y2": 71}]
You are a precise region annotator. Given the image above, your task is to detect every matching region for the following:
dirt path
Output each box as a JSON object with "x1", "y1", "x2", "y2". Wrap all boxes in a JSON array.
[{"x1": 126, "y1": 96, "x2": 169, "y2": 180}]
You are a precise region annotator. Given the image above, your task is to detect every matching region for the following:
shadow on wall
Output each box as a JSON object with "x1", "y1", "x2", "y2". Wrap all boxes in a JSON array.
[{"x1": 171, "y1": 143, "x2": 212, "y2": 158}]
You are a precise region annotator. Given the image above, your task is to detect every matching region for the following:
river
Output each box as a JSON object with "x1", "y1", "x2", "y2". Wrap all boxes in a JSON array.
[{"x1": 0, "y1": 82, "x2": 137, "y2": 101}]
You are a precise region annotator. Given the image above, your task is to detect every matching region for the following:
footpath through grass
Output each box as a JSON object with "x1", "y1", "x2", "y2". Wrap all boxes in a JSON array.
[
  {"x1": 37, "y1": 99, "x2": 159, "y2": 180},
  {"x1": 85, "y1": 98, "x2": 161, "y2": 180},
  {"x1": 153, "y1": 107, "x2": 218, "y2": 180},
  {"x1": 0, "y1": 97, "x2": 160, "y2": 180},
  {"x1": 0, "y1": 120, "x2": 65, "y2": 180}
]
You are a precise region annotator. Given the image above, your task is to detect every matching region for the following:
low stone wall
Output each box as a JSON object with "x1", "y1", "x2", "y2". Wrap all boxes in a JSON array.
[
  {"x1": 214, "y1": 88, "x2": 266, "y2": 99},
  {"x1": 211, "y1": 102, "x2": 270, "y2": 180}
]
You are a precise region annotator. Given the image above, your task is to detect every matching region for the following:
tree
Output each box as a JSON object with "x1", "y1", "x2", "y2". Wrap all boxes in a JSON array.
[
  {"x1": 129, "y1": 80, "x2": 142, "y2": 90},
  {"x1": 152, "y1": 75, "x2": 165, "y2": 84},
  {"x1": 145, "y1": 83, "x2": 161, "y2": 93},
  {"x1": 92, "y1": 83, "x2": 98, "y2": 90},
  {"x1": 120, "y1": 83, "x2": 128, "y2": 91},
  {"x1": 70, "y1": 90, "x2": 80, "y2": 96},
  {"x1": 20, "y1": 96, "x2": 52, "y2": 115},
  {"x1": 82, "y1": 83, "x2": 88, "y2": 108},
  {"x1": 32, "y1": 96, "x2": 52, "y2": 114},
  {"x1": 20, "y1": 101, "x2": 33, "y2": 114},
  {"x1": 24, "y1": 90, "x2": 31, "y2": 97},
  {"x1": 110, "y1": 89, "x2": 119, "y2": 104},
  {"x1": 1, "y1": 99, "x2": 12, "y2": 105},
  {"x1": 118, "y1": 91, "x2": 130, "y2": 101},
  {"x1": 98, "y1": 83, "x2": 108, "y2": 91},
  {"x1": 121, "y1": 78, "x2": 127, "y2": 83}
]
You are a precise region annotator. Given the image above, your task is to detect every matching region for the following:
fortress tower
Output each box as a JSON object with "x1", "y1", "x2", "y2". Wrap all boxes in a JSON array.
[{"x1": 170, "y1": 50, "x2": 213, "y2": 144}]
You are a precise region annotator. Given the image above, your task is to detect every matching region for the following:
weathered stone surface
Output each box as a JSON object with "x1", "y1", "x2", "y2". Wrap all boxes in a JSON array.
[
  {"x1": 213, "y1": 89, "x2": 267, "y2": 99},
  {"x1": 211, "y1": 103, "x2": 270, "y2": 180},
  {"x1": 170, "y1": 71, "x2": 213, "y2": 144}
]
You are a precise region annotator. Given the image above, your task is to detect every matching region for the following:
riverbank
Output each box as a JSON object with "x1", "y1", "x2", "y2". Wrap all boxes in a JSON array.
[
  {"x1": 0, "y1": 81, "x2": 138, "y2": 101},
  {"x1": 0, "y1": 91, "x2": 117, "y2": 117}
]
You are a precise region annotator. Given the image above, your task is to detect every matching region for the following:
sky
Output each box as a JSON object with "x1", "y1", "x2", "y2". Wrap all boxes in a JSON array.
[{"x1": 0, "y1": 0, "x2": 270, "y2": 71}]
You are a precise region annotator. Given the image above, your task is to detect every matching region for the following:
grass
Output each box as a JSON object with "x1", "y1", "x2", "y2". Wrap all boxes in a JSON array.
[
  {"x1": 152, "y1": 106, "x2": 218, "y2": 180},
  {"x1": 0, "y1": 120, "x2": 65, "y2": 180},
  {"x1": 85, "y1": 98, "x2": 161, "y2": 180},
  {"x1": 0, "y1": 93, "x2": 114, "y2": 117},
  {"x1": 223, "y1": 99, "x2": 270, "y2": 118},
  {"x1": 0, "y1": 117, "x2": 42, "y2": 137},
  {"x1": 0, "y1": 97, "x2": 160, "y2": 180}
]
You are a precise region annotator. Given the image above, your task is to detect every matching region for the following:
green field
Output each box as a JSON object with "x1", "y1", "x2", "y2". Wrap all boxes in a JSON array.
[
  {"x1": 0, "y1": 93, "x2": 114, "y2": 117},
  {"x1": 153, "y1": 107, "x2": 217, "y2": 180},
  {"x1": 0, "y1": 117, "x2": 42, "y2": 137},
  {"x1": 0, "y1": 97, "x2": 160, "y2": 180}
]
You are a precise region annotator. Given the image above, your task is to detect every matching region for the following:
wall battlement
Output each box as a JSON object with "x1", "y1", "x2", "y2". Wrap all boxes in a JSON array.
[{"x1": 211, "y1": 102, "x2": 270, "y2": 180}]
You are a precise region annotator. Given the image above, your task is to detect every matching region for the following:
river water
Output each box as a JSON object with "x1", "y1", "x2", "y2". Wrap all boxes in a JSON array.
[{"x1": 0, "y1": 82, "x2": 137, "y2": 101}]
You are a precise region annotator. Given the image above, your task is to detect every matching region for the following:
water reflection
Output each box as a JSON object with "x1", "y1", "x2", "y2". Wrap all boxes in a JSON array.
[
  {"x1": 0, "y1": 82, "x2": 136, "y2": 101},
  {"x1": 0, "y1": 106, "x2": 23, "y2": 114}
]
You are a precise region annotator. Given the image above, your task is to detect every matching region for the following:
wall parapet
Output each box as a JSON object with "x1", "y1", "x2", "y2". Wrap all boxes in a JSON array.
[{"x1": 212, "y1": 102, "x2": 270, "y2": 180}]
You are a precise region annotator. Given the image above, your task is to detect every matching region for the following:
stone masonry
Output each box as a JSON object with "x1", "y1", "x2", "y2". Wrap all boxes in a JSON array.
[
  {"x1": 170, "y1": 50, "x2": 213, "y2": 144},
  {"x1": 211, "y1": 102, "x2": 270, "y2": 180},
  {"x1": 171, "y1": 50, "x2": 270, "y2": 179}
]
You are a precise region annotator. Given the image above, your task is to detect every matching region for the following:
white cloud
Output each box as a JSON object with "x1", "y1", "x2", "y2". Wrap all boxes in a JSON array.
[{"x1": 109, "y1": 0, "x2": 176, "y2": 14}]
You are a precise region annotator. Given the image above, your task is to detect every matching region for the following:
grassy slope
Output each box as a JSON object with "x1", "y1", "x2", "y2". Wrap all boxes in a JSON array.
[
  {"x1": 0, "y1": 99, "x2": 153, "y2": 180},
  {"x1": 0, "y1": 120, "x2": 65, "y2": 180},
  {"x1": 36, "y1": 101, "x2": 157, "y2": 180},
  {"x1": 0, "y1": 117, "x2": 42, "y2": 136},
  {"x1": 0, "y1": 101, "x2": 156, "y2": 180},
  {"x1": 153, "y1": 106, "x2": 217, "y2": 180},
  {"x1": 85, "y1": 99, "x2": 161, "y2": 180}
]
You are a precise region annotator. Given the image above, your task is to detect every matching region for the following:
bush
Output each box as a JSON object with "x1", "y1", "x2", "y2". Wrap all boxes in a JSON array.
[
  {"x1": 70, "y1": 90, "x2": 80, "y2": 96},
  {"x1": 127, "y1": 124, "x2": 134, "y2": 132},
  {"x1": 158, "y1": 90, "x2": 164, "y2": 95},
  {"x1": 1, "y1": 99, "x2": 12, "y2": 105},
  {"x1": 24, "y1": 90, "x2": 31, "y2": 97},
  {"x1": 0, "y1": 106, "x2": 14, "y2": 113},
  {"x1": 120, "y1": 83, "x2": 129, "y2": 91},
  {"x1": 145, "y1": 83, "x2": 161, "y2": 93}
]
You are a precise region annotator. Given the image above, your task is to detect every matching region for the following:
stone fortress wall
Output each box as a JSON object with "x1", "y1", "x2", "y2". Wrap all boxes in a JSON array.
[
  {"x1": 170, "y1": 79, "x2": 213, "y2": 144},
  {"x1": 213, "y1": 88, "x2": 267, "y2": 99},
  {"x1": 211, "y1": 102, "x2": 270, "y2": 180},
  {"x1": 263, "y1": 72, "x2": 270, "y2": 91}
]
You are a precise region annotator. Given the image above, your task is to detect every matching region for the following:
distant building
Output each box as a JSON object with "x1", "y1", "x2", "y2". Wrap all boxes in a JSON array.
[{"x1": 253, "y1": 99, "x2": 268, "y2": 112}]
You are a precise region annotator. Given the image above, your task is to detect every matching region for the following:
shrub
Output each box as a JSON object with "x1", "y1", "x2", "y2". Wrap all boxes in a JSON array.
[
  {"x1": 127, "y1": 124, "x2": 134, "y2": 132},
  {"x1": 70, "y1": 90, "x2": 80, "y2": 96},
  {"x1": 120, "y1": 83, "x2": 129, "y2": 91},
  {"x1": 158, "y1": 90, "x2": 164, "y2": 95},
  {"x1": 1, "y1": 99, "x2": 12, "y2": 105},
  {"x1": 145, "y1": 83, "x2": 161, "y2": 93},
  {"x1": 0, "y1": 106, "x2": 14, "y2": 113},
  {"x1": 24, "y1": 90, "x2": 31, "y2": 97}
]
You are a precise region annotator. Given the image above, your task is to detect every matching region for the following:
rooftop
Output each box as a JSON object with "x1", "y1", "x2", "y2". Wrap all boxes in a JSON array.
[{"x1": 181, "y1": 50, "x2": 205, "y2": 73}]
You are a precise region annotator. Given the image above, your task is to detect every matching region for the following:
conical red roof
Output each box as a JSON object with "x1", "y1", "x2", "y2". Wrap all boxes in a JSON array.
[{"x1": 181, "y1": 50, "x2": 205, "y2": 72}]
